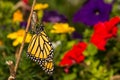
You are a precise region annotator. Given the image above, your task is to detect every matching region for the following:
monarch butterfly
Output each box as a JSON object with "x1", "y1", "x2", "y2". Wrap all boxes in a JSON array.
[{"x1": 27, "y1": 11, "x2": 54, "y2": 74}]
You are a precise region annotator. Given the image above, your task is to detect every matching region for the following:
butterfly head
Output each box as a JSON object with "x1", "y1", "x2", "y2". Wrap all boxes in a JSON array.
[{"x1": 35, "y1": 23, "x2": 44, "y2": 34}]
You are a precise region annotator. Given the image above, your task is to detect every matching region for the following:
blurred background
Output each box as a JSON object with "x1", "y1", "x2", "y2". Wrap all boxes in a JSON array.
[{"x1": 0, "y1": 0, "x2": 120, "y2": 80}]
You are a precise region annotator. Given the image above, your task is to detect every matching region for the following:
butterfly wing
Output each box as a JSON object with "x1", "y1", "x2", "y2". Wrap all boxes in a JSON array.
[
  {"x1": 41, "y1": 59, "x2": 54, "y2": 74},
  {"x1": 27, "y1": 31, "x2": 54, "y2": 65}
]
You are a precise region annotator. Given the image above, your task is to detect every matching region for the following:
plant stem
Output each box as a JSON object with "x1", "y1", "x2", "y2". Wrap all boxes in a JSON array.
[{"x1": 14, "y1": 0, "x2": 36, "y2": 73}]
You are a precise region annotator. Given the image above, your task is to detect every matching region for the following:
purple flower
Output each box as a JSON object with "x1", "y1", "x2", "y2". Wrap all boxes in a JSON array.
[
  {"x1": 42, "y1": 10, "x2": 68, "y2": 23},
  {"x1": 20, "y1": 21, "x2": 27, "y2": 28},
  {"x1": 73, "y1": 0, "x2": 113, "y2": 26},
  {"x1": 72, "y1": 31, "x2": 82, "y2": 40}
]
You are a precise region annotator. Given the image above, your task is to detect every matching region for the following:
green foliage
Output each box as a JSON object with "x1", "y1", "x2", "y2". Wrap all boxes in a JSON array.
[
  {"x1": 84, "y1": 43, "x2": 98, "y2": 56},
  {"x1": 0, "y1": 1, "x2": 13, "y2": 26}
]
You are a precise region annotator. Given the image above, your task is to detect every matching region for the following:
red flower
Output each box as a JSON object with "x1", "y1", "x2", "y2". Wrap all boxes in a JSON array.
[
  {"x1": 91, "y1": 33, "x2": 107, "y2": 50},
  {"x1": 104, "y1": 16, "x2": 120, "y2": 37},
  {"x1": 22, "y1": 0, "x2": 28, "y2": 4},
  {"x1": 59, "y1": 42, "x2": 87, "y2": 67},
  {"x1": 90, "y1": 16, "x2": 120, "y2": 51}
]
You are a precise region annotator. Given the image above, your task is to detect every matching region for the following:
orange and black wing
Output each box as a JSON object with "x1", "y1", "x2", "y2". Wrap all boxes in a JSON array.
[
  {"x1": 27, "y1": 31, "x2": 54, "y2": 65},
  {"x1": 41, "y1": 59, "x2": 54, "y2": 74}
]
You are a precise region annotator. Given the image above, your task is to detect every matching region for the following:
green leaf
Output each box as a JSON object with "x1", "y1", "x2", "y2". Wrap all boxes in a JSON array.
[
  {"x1": 84, "y1": 43, "x2": 98, "y2": 56},
  {"x1": 83, "y1": 29, "x2": 93, "y2": 42},
  {"x1": 66, "y1": 40, "x2": 77, "y2": 49},
  {"x1": 63, "y1": 73, "x2": 76, "y2": 80}
]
